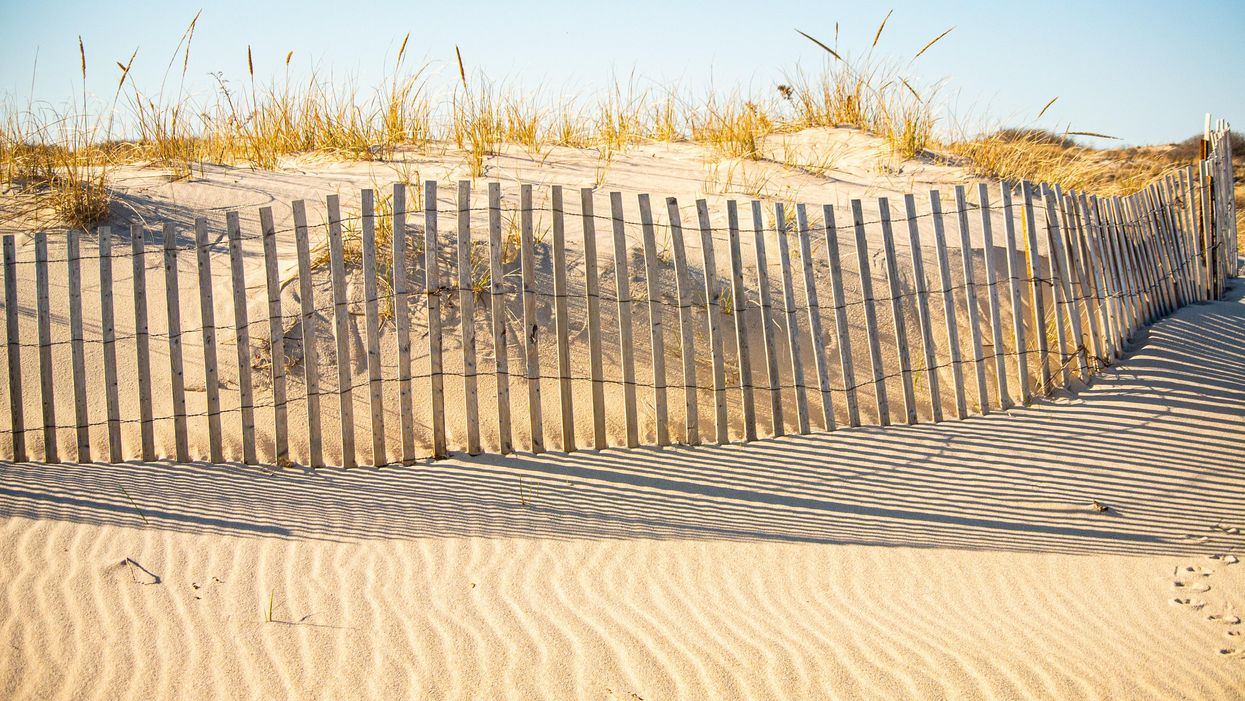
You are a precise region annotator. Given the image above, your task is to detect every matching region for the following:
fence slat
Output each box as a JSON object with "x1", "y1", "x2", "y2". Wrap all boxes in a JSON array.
[
  {"x1": 1039, "y1": 186, "x2": 1074, "y2": 388},
  {"x1": 953, "y1": 186, "x2": 988, "y2": 413},
  {"x1": 292, "y1": 200, "x2": 324, "y2": 468},
  {"x1": 774, "y1": 203, "x2": 810, "y2": 434},
  {"x1": 1082, "y1": 195, "x2": 1119, "y2": 361},
  {"x1": 610, "y1": 192, "x2": 639, "y2": 447},
  {"x1": 458, "y1": 181, "x2": 482, "y2": 455},
  {"x1": 195, "y1": 217, "x2": 224, "y2": 463},
  {"x1": 131, "y1": 223, "x2": 154, "y2": 461},
  {"x1": 580, "y1": 188, "x2": 606, "y2": 449},
  {"x1": 34, "y1": 232, "x2": 57, "y2": 463},
  {"x1": 325, "y1": 195, "x2": 357, "y2": 468},
  {"x1": 361, "y1": 189, "x2": 387, "y2": 465},
  {"x1": 727, "y1": 200, "x2": 757, "y2": 440},
  {"x1": 97, "y1": 229, "x2": 120, "y2": 462},
  {"x1": 902, "y1": 195, "x2": 941, "y2": 421},
  {"x1": 487, "y1": 183, "x2": 513, "y2": 453},
  {"x1": 163, "y1": 223, "x2": 189, "y2": 462},
  {"x1": 638, "y1": 194, "x2": 669, "y2": 446},
  {"x1": 878, "y1": 198, "x2": 916, "y2": 424},
  {"x1": 977, "y1": 185, "x2": 1010, "y2": 409},
  {"x1": 750, "y1": 201, "x2": 784, "y2": 436},
  {"x1": 551, "y1": 186, "x2": 575, "y2": 451},
  {"x1": 795, "y1": 204, "x2": 834, "y2": 430},
  {"x1": 929, "y1": 192, "x2": 967, "y2": 418},
  {"x1": 259, "y1": 208, "x2": 288, "y2": 466},
  {"x1": 1019, "y1": 183, "x2": 1051, "y2": 394},
  {"x1": 999, "y1": 185, "x2": 1028, "y2": 405},
  {"x1": 665, "y1": 197, "x2": 699, "y2": 445},
  {"x1": 3, "y1": 236, "x2": 25, "y2": 461},
  {"x1": 427, "y1": 181, "x2": 448, "y2": 458},
  {"x1": 823, "y1": 204, "x2": 858, "y2": 427},
  {"x1": 225, "y1": 212, "x2": 256, "y2": 464},
  {"x1": 850, "y1": 200, "x2": 889, "y2": 425},
  {"x1": 1054, "y1": 186, "x2": 1099, "y2": 378},
  {"x1": 66, "y1": 230, "x2": 90, "y2": 462},
  {"x1": 697, "y1": 199, "x2": 729, "y2": 443},
  {"x1": 1179, "y1": 167, "x2": 1204, "y2": 301},
  {"x1": 519, "y1": 184, "x2": 543, "y2": 453},
  {"x1": 1199, "y1": 162, "x2": 1213, "y2": 300},
  {"x1": 391, "y1": 185, "x2": 416, "y2": 464}
]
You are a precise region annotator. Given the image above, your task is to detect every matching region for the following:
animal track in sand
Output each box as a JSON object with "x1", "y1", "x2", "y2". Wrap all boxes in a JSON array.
[
  {"x1": 1172, "y1": 598, "x2": 1206, "y2": 609},
  {"x1": 1206, "y1": 614, "x2": 1241, "y2": 626},
  {"x1": 1173, "y1": 581, "x2": 1212, "y2": 593}
]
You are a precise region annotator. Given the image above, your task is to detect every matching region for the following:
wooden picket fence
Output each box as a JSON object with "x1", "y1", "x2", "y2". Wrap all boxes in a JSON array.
[{"x1": 0, "y1": 120, "x2": 1237, "y2": 467}]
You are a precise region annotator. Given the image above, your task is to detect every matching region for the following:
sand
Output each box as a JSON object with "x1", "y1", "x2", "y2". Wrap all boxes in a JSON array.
[{"x1": 1, "y1": 279, "x2": 1242, "y2": 699}]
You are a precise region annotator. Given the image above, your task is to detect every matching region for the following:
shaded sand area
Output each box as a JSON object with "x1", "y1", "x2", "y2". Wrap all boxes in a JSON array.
[{"x1": 1, "y1": 282, "x2": 1243, "y2": 699}]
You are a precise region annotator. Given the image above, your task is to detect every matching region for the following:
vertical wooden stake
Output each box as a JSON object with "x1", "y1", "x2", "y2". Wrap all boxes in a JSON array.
[
  {"x1": 162, "y1": 223, "x2": 189, "y2": 462},
  {"x1": 850, "y1": 200, "x2": 890, "y2": 425},
  {"x1": 551, "y1": 186, "x2": 575, "y2": 451},
  {"x1": 610, "y1": 192, "x2": 639, "y2": 447},
  {"x1": 292, "y1": 201, "x2": 323, "y2": 468},
  {"x1": 325, "y1": 195, "x2": 357, "y2": 467},
  {"x1": 97, "y1": 229, "x2": 121, "y2": 462},
  {"x1": 903, "y1": 195, "x2": 942, "y2": 421},
  {"x1": 519, "y1": 184, "x2": 543, "y2": 453},
  {"x1": 749, "y1": 201, "x2": 784, "y2": 436},
  {"x1": 953, "y1": 186, "x2": 988, "y2": 413},
  {"x1": 35, "y1": 232, "x2": 58, "y2": 463},
  {"x1": 487, "y1": 183, "x2": 513, "y2": 453},
  {"x1": 225, "y1": 212, "x2": 256, "y2": 465},
  {"x1": 2, "y1": 236, "x2": 25, "y2": 461},
  {"x1": 665, "y1": 197, "x2": 699, "y2": 445},
  {"x1": 391, "y1": 185, "x2": 416, "y2": 464},
  {"x1": 131, "y1": 223, "x2": 155, "y2": 461},
  {"x1": 726, "y1": 200, "x2": 757, "y2": 440},
  {"x1": 259, "y1": 208, "x2": 288, "y2": 466},
  {"x1": 929, "y1": 192, "x2": 967, "y2": 418},
  {"x1": 795, "y1": 204, "x2": 834, "y2": 430},
  {"x1": 774, "y1": 203, "x2": 810, "y2": 434},
  {"x1": 697, "y1": 199, "x2": 729, "y2": 443},
  {"x1": 66, "y1": 229, "x2": 90, "y2": 462},
  {"x1": 580, "y1": 188, "x2": 606, "y2": 449},
  {"x1": 977, "y1": 184, "x2": 1010, "y2": 409},
  {"x1": 999, "y1": 184, "x2": 1029, "y2": 405},
  {"x1": 639, "y1": 194, "x2": 670, "y2": 446},
  {"x1": 878, "y1": 198, "x2": 916, "y2": 424},
  {"x1": 458, "y1": 181, "x2": 482, "y2": 455},
  {"x1": 195, "y1": 217, "x2": 224, "y2": 463},
  {"x1": 427, "y1": 181, "x2": 448, "y2": 458},
  {"x1": 823, "y1": 204, "x2": 858, "y2": 427},
  {"x1": 361, "y1": 189, "x2": 387, "y2": 465},
  {"x1": 1020, "y1": 183, "x2": 1050, "y2": 395}
]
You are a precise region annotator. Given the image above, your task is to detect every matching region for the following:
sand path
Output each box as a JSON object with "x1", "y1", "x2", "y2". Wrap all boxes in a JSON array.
[{"x1": 1, "y1": 281, "x2": 1243, "y2": 699}]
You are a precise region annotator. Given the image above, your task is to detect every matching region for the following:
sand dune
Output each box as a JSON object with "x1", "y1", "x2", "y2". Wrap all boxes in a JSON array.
[{"x1": 1, "y1": 281, "x2": 1242, "y2": 699}]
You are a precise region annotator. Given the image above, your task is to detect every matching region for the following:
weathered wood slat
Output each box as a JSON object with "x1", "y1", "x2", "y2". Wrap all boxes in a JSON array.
[
  {"x1": 726, "y1": 200, "x2": 757, "y2": 440},
  {"x1": 259, "y1": 208, "x2": 288, "y2": 465},
  {"x1": 697, "y1": 199, "x2": 729, "y2": 443},
  {"x1": 749, "y1": 201, "x2": 784, "y2": 436},
  {"x1": 877, "y1": 198, "x2": 916, "y2": 423},
  {"x1": 977, "y1": 184, "x2": 1010, "y2": 409},
  {"x1": 325, "y1": 195, "x2": 357, "y2": 467},
  {"x1": 291, "y1": 200, "x2": 324, "y2": 467},
  {"x1": 610, "y1": 192, "x2": 639, "y2": 447},
  {"x1": 1038, "y1": 186, "x2": 1074, "y2": 388},
  {"x1": 163, "y1": 222, "x2": 189, "y2": 462},
  {"x1": 998, "y1": 185, "x2": 1029, "y2": 405},
  {"x1": 795, "y1": 204, "x2": 834, "y2": 430},
  {"x1": 1054, "y1": 186, "x2": 1100, "y2": 377},
  {"x1": 487, "y1": 183, "x2": 513, "y2": 453},
  {"x1": 457, "y1": 181, "x2": 482, "y2": 455},
  {"x1": 929, "y1": 191, "x2": 967, "y2": 417},
  {"x1": 225, "y1": 213, "x2": 256, "y2": 464},
  {"x1": 774, "y1": 203, "x2": 810, "y2": 434},
  {"x1": 34, "y1": 232, "x2": 57, "y2": 463},
  {"x1": 519, "y1": 184, "x2": 543, "y2": 453},
  {"x1": 850, "y1": 200, "x2": 889, "y2": 425},
  {"x1": 1020, "y1": 183, "x2": 1050, "y2": 394},
  {"x1": 550, "y1": 186, "x2": 574, "y2": 451},
  {"x1": 3, "y1": 235, "x2": 25, "y2": 461},
  {"x1": 391, "y1": 185, "x2": 416, "y2": 464},
  {"x1": 665, "y1": 197, "x2": 699, "y2": 445},
  {"x1": 427, "y1": 181, "x2": 448, "y2": 458},
  {"x1": 902, "y1": 195, "x2": 942, "y2": 421},
  {"x1": 195, "y1": 217, "x2": 224, "y2": 463},
  {"x1": 953, "y1": 186, "x2": 988, "y2": 413},
  {"x1": 131, "y1": 223, "x2": 155, "y2": 461},
  {"x1": 579, "y1": 188, "x2": 606, "y2": 449},
  {"x1": 361, "y1": 189, "x2": 387, "y2": 465},
  {"x1": 66, "y1": 229, "x2": 90, "y2": 462},
  {"x1": 637, "y1": 194, "x2": 669, "y2": 446},
  {"x1": 823, "y1": 204, "x2": 858, "y2": 427},
  {"x1": 97, "y1": 229, "x2": 121, "y2": 462}
]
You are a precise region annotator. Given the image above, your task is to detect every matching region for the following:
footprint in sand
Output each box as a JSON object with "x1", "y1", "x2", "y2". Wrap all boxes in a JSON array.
[
  {"x1": 1207, "y1": 614, "x2": 1241, "y2": 626},
  {"x1": 1218, "y1": 647, "x2": 1244, "y2": 659},
  {"x1": 1172, "y1": 598, "x2": 1207, "y2": 609}
]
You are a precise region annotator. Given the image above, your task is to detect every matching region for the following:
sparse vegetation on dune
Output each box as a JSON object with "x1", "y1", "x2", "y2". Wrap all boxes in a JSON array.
[{"x1": 1, "y1": 11, "x2": 1238, "y2": 247}]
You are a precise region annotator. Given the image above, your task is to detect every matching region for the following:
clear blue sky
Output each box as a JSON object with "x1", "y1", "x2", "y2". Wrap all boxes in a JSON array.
[{"x1": 1, "y1": 0, "x2": 1241, "y2": 145}]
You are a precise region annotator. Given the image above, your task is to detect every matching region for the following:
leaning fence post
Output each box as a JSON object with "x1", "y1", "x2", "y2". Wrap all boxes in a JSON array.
[
  {"x1": 665, "y1": 197, "x2": 700, "y2": 445},
  {"x1": 458, "y1": 181, "x2": 482, "y2": 455},
  {"x1": 131, "y1": 223, "x2": 155, "y2": 461},
  {"x1": 392, "y1": 185, "x2": 416, "y2": 464},
  {"x1": 195, "y1": 217, "x2": 224, "y2": 463},
  {"x1": 929, "y1": 191, "x2": 967, "y2": 417},
  {"x1": 610, "y1": 192, "x2": 639, "y2": 447},
  {"x1": 727, "y1": 200, "x2": 757, "y2": 440},
  {"x1": 795, "y1": 204, "x2": 835, "y2": 430},
  {"x1": 259, "y1": 207, "x2": 288, "y2": 466},
  {"x1": 488, "y1": 183, "x2": 513, "y2": 454},
  {"x1": 225, "y1": 212, "x2": 256, "y2": 465},
  {"x1": 361, "y1": 189, "x2": 387, "y2": 465},
  {"x1": 580, "y1": 188, "x2": 607, "y2": 449},
  {"x1": 35, "y1": 232, "x2": 58, "y2": 463},
  {"x1": 878, "y1": 198, "x2": 916, "y2": 424},
  {"x1": 67, "y1": 229, "x2": 90, "y2": 462},
  {"x1": 977, "y1": 184, "x2": 1011, "y2": 409},
  {"x1": 163, "y1": 222, "x2": 189, "y2": 462},
  {"x1": 550, "y1": 185, "x2": 574, "y2": 451},
  {"x1": 519, "y1": 184, "x2": 543, "y2": 453},
  {"x1": 325, "y1": 195, "x2": 357, "y2": 467},
  {"x1": 638, "y1": 194, "x2": 670, "y2": 446},
  {"x1": 775, "y1": 203, "x2": 810, "y2": 434},
  {"x1": 2, "y1": 235, "x2": 25, "y2": 462},
  {"x1": 428, "y1": 181, "x2": 449, "y2": 458},
  {"x1": 824, "y1": 204, "x2": 858, "y2": 427},
  {"x1": 697, "y1": 199, "x2": 730, "y2": 443},
  {"x1": 292, "y1": 200, "x2": 324, "y2": 468},
  {"x1": 750, "y1": 201, "x2": 784, "y2": 436}
]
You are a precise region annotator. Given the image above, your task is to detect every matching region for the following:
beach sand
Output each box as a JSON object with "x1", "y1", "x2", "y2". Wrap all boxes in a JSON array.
[{"x1": 1, "y1": 280, "x2": 1242, "y2": 699}]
